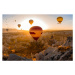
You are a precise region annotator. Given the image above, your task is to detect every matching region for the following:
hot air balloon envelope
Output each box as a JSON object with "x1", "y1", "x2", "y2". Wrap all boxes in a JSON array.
[
  {"x1": 6, "y1": 29, "x2": 8, "y2": 31},
  {"x1": 18, "y1": 24, "x2": 21, "y2": 28},
  {"x1": 15, "y1": 20, "x2": 16, "y2": 22},
  {"x1": 29, "y1": 19, "x2": 34, "y2": 25},
  {"x1": 29, "y1": 26, "x2": 43, "y2": 41},
  {"x1": 57, "y1": 17, "x2": 63, "y2": 24}
]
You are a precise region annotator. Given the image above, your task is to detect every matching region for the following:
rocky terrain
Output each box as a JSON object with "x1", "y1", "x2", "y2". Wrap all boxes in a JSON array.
[{"x1": 2, "y1": 30, "x2": 73, "y2": 61}]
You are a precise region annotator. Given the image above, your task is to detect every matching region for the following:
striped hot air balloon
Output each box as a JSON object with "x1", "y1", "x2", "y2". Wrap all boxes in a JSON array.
[
  {"x1": 57, "y1": 17, "x2": 63, "y2": 24},
  {"x1": 29, "y1": 26, "x2": 43, "y2": 41}
]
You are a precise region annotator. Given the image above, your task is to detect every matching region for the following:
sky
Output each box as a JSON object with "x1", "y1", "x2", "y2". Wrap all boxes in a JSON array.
[{"x1": 2, "y1": 14, "x2": 73, "y2": 30}]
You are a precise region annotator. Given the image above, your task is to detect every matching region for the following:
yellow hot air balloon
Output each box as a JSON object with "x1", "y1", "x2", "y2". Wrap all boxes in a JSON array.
[
  {"x1": 29, "y1": 26, "x2": 43, "y2": 41},
  {"x1": 57, "y1": 17, "x2": 63, "y2": 24},
  {"x1": 29, "y1": 19, "x2": 34, "y2": 25}
]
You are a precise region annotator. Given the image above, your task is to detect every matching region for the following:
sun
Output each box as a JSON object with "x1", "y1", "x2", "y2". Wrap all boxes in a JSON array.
[{"x1": 20, "y1": 18, "x2": 47, "y2": 30}]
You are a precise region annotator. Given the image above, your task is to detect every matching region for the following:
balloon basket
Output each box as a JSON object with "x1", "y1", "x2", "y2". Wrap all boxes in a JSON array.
[{"x1": 57, "y1": 23, "x2": 61, "y2": 24}]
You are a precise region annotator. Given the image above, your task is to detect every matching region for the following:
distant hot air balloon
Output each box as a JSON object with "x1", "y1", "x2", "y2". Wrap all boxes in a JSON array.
[
  {"x1": 15, "y1": 20, "x2": 16, "y2": 22},
  {"x1": 29, "y1": 26, "x2": 43, "y2": 41},
  {"x1": 29, "y1": 19, "x2": 34, "y2": 25},
  {"x1": 57, "y1": 17, "x2": 63, "y2": 24},
  {"x1": 18, "y1": 24, "x2": 21, "y2": 28},
  {"x1": 6, "y1": 29, "x2": 8, "y2": 31}
]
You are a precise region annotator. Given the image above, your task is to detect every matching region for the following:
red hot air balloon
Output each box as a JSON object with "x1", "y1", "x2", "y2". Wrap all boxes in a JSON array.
[
  {"x1": 18, "y1": 24, "x2": 21, "y2": 28},
  {"x1": 29, "y1": 26, "x2": 43, "y2": 41}
]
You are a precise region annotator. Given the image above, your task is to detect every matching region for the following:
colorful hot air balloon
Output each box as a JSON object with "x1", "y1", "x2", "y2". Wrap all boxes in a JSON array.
[
  {"x1": 29, "y1": 19, "x2": 34, "y2": 25},
  {"x1": 18, "y1": 24, "x2": 21, "y2": 28},
  {"x1": 57, "y1": 17, "x2": 63, "y2": 24},
  {"x1": 29, "y1": 26, "x2": 43, "y2": 41}
]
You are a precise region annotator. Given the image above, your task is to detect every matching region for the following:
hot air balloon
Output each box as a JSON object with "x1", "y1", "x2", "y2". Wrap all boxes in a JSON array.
[
  {"x1": 57, "y1": 17, "x2": 63, "y2": 24},
  {"x1": 6, "y1": 29, "x2": 8, "y2": 31},
  {"x1": 29, "y1": 26, "x2": 43, "y2": 41},
  {"x1": 29, "y1": 19, "x2": 34, "y2": 25},
  {"x1": 15, "y1": 20, "x2": 16, "y2": 22},
  {"x1": 18, "y1": 24, "x2": 21, "y2": 28}
]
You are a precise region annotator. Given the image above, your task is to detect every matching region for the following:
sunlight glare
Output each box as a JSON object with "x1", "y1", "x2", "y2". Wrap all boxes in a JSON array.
[{"x1": 20, "y1": 18, "x2": 47, "y2": 30}]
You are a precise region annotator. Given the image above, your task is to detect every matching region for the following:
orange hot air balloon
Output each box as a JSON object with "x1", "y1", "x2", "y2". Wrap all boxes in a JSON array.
[
  {"x1": 29, "y1": 19, "x2": 34, "y2": 25},
  {"x1": 29, "y1": 26, "x2": 43, "y2": 41},
  {"x1": 57, "y1": 17, "x2": 63, "y2": 24},
  {"x1": 18, "y1": 24, "x2": 21, "y2": 28}
]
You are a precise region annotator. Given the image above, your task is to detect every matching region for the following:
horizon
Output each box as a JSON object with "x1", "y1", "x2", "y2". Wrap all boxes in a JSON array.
[{"x1": 2, "y1": 28, "x2": 73, "y2": 31}]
